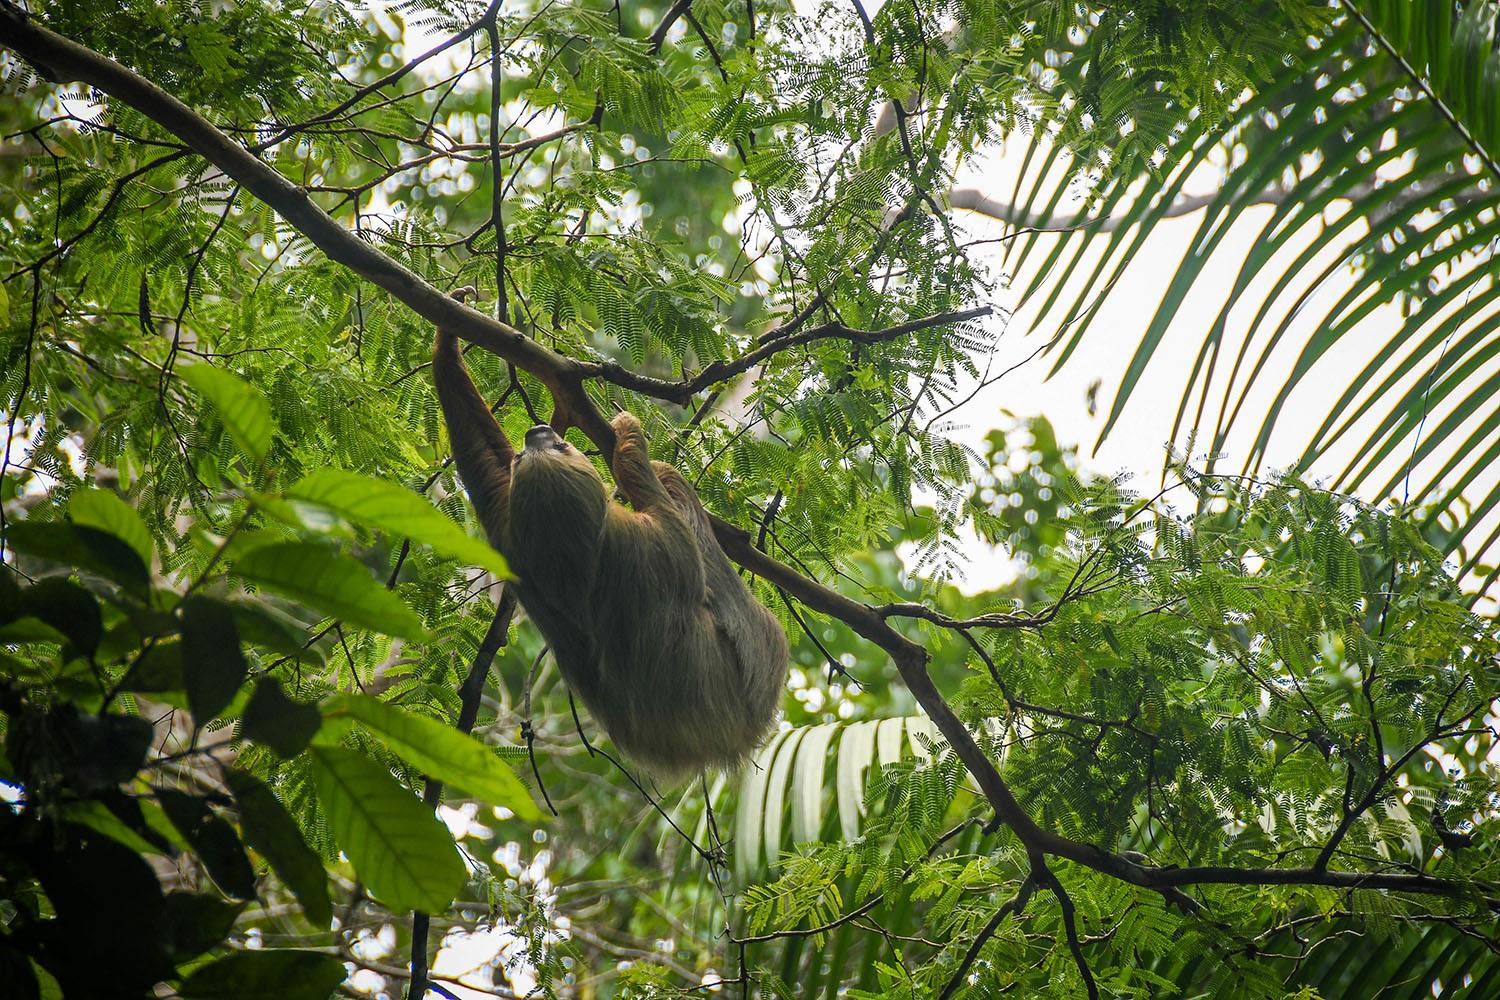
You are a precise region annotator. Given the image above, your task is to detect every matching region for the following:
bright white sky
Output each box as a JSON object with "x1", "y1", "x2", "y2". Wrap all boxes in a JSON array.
[{"x1": 942, "y1": 143, "x2": 1500, "y2": 596}]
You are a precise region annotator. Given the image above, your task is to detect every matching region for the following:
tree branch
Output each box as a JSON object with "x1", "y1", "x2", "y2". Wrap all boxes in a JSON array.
[
  {"x1": 648, "y1": 0, "x2": 694, "y2": 53},
  {"x1": 946, "y1": 185, "x2": 1296, "y2": 234},
  {"x1": 1038, "y1": 861, "x2": 1099, "y2": 1000},
  {"x1": 936, "y1": 875, "x2": 1036, "y2": 1000},
  {"x1": 581, "y1": 306, "x2": 993, "y2": 404}
]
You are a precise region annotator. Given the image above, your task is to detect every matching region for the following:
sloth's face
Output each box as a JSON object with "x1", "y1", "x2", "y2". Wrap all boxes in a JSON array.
[
  {"x1": 512, "y1": 424, "x2": 605, "y2": 498},
  {"x1": 520, "y1": 424, "x2": 573, "y2": 456},
  {"x1": 515, "y1": 424, "x2": 590, "y2": 473}
]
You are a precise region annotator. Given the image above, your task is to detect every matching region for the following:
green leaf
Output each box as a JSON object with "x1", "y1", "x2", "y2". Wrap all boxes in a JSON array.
[
  {"x1": 288, "y1": 469, "x2": 510, "y2": 577},
  {"x1": 226, "y1": 598, "x2": 323, "y2": 663},
  {"x1": 68, "y1": 712, "x2": 154, "y2": 792},
  {"x1": 120, "y1": 641, "x2": 184, "y2": 693},
  {"x1": 157, "y1": 789, "x2": 258, "y2": 900},
  {"x1": 19, "y1": 824, "x2": 174, "y2": 991},
  {"x1": 68, "y1": 489, "x2": 153, "y2": 568},
  {"x1": 232, "y1": 542, "x2": 427, "y2": 640},
  {"x1": 323, "y1": 693, "x2": 540, "y2": 820},
  {"x1": 164, "y1": 892, "x2": 245, "y2": 961},
  {"x1": 0, "y1": 941, "x2": 38, "y2": 1000},
  {"x1": 180, "y1": 595, "x2": 249, "y2": 723},
  {"x1": 224, "y1": 768, "x2": 332, "y2": 928},
  {"x1": 242, "y1": 678, "x2": 322, "y2": 758},
  {"x1": 4, "y1": 521, "x2": 150, "y2": 592},
  {"x1": 61, "y1": 799, "x2": 171, "y2": 857},
  {"x1": 308, "y1": 745, "x2": 465, "y2": 914},
  {"x1": 6, "y1": 577, "x2": 102, "y2": 656},
  {"x1": 179, "y1": 950, "x2": 346, "y2": 1000},
  {"x1": 178, "y1": 363, "x2": 273, "y2": 464}
]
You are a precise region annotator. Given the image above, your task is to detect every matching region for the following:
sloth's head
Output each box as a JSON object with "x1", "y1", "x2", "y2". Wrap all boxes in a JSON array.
[
  {"x1": 510, "y1": 425, "x2": 608, "y2": 534},
  {"x1": 521, "y1": 424, "x2": 570, "y2": 455}
]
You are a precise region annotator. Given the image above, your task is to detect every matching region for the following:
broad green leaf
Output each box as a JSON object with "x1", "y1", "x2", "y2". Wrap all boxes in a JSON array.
[
  {"x1": 4, "y1": 521, "x2": 149, "y2": 592},
  {"x1": 242, "y1": 678, "x2": 321, "y2": 758},
  {"x1": 120, "y1": 641, "x2": 184, "y2": 693},
  {"x1": 179, "y1": 950, "x2": 345, "y2": 1000},
  {"x1": 7, "y1": 705, "x2": 152, "y2": 795},
  {"x1": 157, "y1": 789, "x2": 258, "y2": 900},
  {"x1": 180, "y1": 596, "x2": 248, "y2": 723},
  {"x1": 95, "y1": 790, "x2": 181, "y2": 852},
  {"x1": 322, "y1": 693, "x2": 539, "y2": 820},
  {"x1": 224, "y1": 768, "x2": 332, "y2": 927},
  {"x1": 0, "y1": 617, "x2": 67, "y2": 645},
  {"x1": 23, "y1": 825, "x2": 174, "y2": 990},
  {"x1": 226, "y1": 598, "x2": 323, "y2": 663},
  {"x1": 6, "y1": 578, "x2": 102, "y2": 656},
  {"x1": 68, "y1": 489, "x2": 153, "y2": 568},
  {"x1": 288, "y1": 469, "x2": 510, "y2": 577},
  {"x1": 70, "y1": 712, "x2": 155, "y2": 791},
  {"x1": 61, "y1": 800, "x2": 168, "y2": 857},
  {"x1": 0, "y1": 942, "x2": 38, "y2": 1000},
  {"x1": 232, "y1": 542, "x2": 427, "y2": 640},
  {"x1": 164, "y1": 893, "x2": 245, "y2": 962},
  {"x1": 178, "y1": 363, "x2": 273, "y2": 464},
  {"x1": 308, "y1": 746, "x2": 465, "y2": 914}
]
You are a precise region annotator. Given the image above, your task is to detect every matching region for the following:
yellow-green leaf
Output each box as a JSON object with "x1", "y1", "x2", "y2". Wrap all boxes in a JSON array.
[
  {"x1": 324, "y1": 693, "x2": 540, "y2": 819},
  {"x1": 288, "y1": 470, "x2": 509, "y2": 577},
  {"x1": 232, "y1": 542, "x2": 427, "y2": 640},
  {"x1": 179, "y1": 364, "x2": 272, "y2": 464},
  {"x1": 68, "y1": 489, "x2": 153, "y2": 567},
  {"x1": 308, "y1": 746, "x2": 465, "y2": 914}
]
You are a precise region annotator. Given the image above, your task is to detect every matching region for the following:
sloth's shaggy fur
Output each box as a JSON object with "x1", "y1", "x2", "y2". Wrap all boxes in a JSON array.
[{"x1": 434, "y1": 325, "x2": 789, "y2": 777}]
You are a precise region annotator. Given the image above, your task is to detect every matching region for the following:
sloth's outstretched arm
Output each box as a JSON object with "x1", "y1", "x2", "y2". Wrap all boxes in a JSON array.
[
  {"x1": 609, "y1": 411, "x2": 676, "y2": 515},
  {"x1": 607, "y1": 411, "x2": 707, "y2": 598},
  {"x1": 432, "y1": 299, "x2": 513, "y2": 546}
]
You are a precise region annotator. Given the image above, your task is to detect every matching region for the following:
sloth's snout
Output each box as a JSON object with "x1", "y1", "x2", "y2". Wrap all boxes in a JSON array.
[{"x1": 524, "y1": 424, "x2": 561, "y2": 451}]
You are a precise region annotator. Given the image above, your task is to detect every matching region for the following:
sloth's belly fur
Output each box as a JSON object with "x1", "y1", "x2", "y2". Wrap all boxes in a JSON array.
[{"x1": 514, "y1": 554, "x2": 788, "y2": 778}]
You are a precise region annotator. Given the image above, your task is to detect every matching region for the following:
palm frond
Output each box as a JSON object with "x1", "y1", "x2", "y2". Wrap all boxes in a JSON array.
[{"x1": 984, "y1": 5, "x2": 1500, "y2": 577}]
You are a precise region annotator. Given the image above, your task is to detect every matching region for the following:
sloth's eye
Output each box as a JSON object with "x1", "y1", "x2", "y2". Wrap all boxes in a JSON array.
[{"x1": 553, "y1": 443, "x2": 568, "y2": 452}]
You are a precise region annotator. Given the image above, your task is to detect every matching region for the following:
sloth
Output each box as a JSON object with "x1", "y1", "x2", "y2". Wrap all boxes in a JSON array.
[{"x1": 433, "y1": 315, "x2": 789, "y2": 777}]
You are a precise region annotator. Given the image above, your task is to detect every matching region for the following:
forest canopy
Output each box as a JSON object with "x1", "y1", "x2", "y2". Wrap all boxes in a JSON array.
[{"x1": 2, "y1": 1, "x2": 1499, "y2": 998}]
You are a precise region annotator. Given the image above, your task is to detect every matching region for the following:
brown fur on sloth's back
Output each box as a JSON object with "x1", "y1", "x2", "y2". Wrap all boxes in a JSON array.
[{"x1": 433, "y1": 325, "x2": 789, "y2": 778}]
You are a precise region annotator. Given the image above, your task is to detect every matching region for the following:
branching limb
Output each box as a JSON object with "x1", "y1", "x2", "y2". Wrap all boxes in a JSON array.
[
  {"x1": 937, "y1": 873, "x2": 1037, "y2": 1000},
  {"x1": 582, "y1": 306, "x2": 993, "y2": 405},
  {"x1": 648, "y1": 0, "x2": 694, "y2": 53},
  {"x1": 1314, "y1": 683, "x2": 1481, "y2": 871},
  {"x1": 254, "y1": 0, "x2": 504, "y2": 153},
  {"x1": 1037, "y1": 860, "x2": 1099, "y2": 1000}
]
